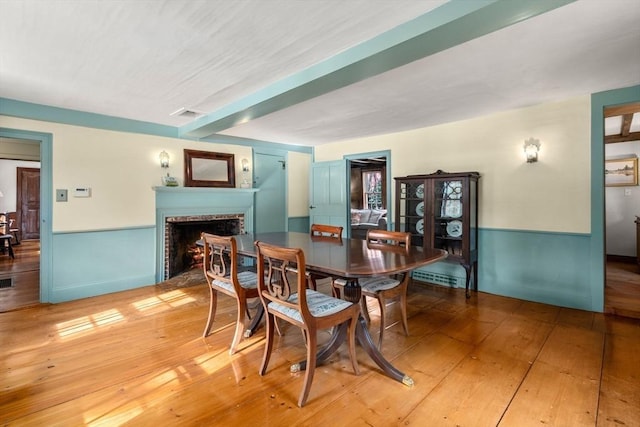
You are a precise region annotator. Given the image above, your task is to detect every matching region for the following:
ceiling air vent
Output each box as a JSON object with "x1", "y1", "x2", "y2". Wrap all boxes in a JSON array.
[{"x1": 170, "y1": 107, "x2": 205, "y2": 119}]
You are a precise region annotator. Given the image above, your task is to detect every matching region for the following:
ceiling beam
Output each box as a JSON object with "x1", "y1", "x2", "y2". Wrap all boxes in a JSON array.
[
  {"x1": 604, "y1": 102, "x2": 640, "y2": 117},
  {"x1": 605, "y1": 132, "x2": 640, "y2": 144},
  {"x1": 180, "y1": 0, "x2": 577, "y2": 139}
]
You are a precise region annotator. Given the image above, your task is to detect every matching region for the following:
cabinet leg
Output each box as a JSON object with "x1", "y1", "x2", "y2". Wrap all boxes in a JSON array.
[
  {"x1": 462, "y1": 263, "x2": 472, "y2": 298},
  {"x1": 461, "y1": 261, "x2": 478, "y2": 298},
  {"x1": 473, "y1": 261, "x2": 478, "y2": 293}
]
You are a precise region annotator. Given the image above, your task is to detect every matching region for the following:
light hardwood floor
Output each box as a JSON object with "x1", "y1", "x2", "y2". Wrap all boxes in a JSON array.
[{"x1": 1, "y1": 275, "x2": 639, "y2": 426}]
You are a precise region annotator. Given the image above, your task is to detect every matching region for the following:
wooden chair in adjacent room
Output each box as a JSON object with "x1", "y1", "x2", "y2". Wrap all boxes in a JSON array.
[
  {"x1": 0, "y1": 213, "x2": 14, "y2": 259},
  {"x1": 333, "y1": 229, "x2": 411, "y2": 349},
  {"x1": 308, "y1": 223, "x2": 343, "y2": 290},
  {"x1": 201, "y1": 232, "x2": 259, "y2": 355},
  {"x1": 255, "y1": 240, "x2": 360, "y2": 407},
  {"x1": 7, "y1": 212, "x2": 20, "y2": 245}
]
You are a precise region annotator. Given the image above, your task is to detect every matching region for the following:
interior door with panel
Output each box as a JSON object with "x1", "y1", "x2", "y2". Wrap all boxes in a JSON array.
[
  {"x1": 17, "y1": 167, "x2": 40, "y2": 240},
  {"x1": 254, "y1": 152, "x2": 286, "y2": 233},
  {"x1": 309, "y1": 160, "x2": 347, "y2": 233}
]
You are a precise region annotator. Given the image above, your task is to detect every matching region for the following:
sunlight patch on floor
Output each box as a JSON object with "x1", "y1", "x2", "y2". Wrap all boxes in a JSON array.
[
  {"x1": 131, "y1": 290, "x2": 195, "y2": 313},
  {"x1": 83, "y1": 366, "x2": 184, "y2": 425},
  {"x1": 56, "y1": 309, "x2": 124, "y2": 340}
]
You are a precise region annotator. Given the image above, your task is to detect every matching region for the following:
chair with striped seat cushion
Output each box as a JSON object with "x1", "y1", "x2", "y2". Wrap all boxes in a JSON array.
[
  {"x1": 255, "y1": 240, "x2": 360, "y2": 407},
  {"x1": 333, "y1": 229, "x2": 411, "y2": 349},
  {"x1": 201, "y1": 233, "x2": 260, "y2": 355}
]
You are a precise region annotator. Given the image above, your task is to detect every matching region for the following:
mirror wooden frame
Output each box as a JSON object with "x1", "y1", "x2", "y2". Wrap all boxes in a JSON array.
[{"x1": 184, "y1": 149, "x2": 236, "y2": 188}]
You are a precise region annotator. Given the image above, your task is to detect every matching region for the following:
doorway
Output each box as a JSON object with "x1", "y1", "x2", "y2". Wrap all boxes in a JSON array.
[
  {"x1": 345, "y1": 151, "x2": 391, "y2": 238},
  {"x1": 0, "y1": 138, "x2": 41, "y2": 311},
  {"x1": 604, "y1": 102, "x2": 640, "y2": 319}
]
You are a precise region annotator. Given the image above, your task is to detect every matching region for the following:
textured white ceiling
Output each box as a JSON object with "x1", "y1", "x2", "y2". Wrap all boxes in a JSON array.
[
  {"x1": 1, "y1": 0, "x2": 639, "y2": 146},
  {"x1": 0, "y1": 1, "x2": 444, "y2": 125}
]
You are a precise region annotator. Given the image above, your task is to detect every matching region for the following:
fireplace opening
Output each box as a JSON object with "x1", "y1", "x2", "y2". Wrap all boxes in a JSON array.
[{"x1": 164, "y1": 214, "x2": 243, "y2": 280}]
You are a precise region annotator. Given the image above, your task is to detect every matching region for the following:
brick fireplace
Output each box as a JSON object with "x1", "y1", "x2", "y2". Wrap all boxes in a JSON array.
[
  {"x1": 163, "y1": 213, "x2": 244, "y2": 280},
  {"x1": 154, "y1": 186, "x2": 257, "y2": 282}
]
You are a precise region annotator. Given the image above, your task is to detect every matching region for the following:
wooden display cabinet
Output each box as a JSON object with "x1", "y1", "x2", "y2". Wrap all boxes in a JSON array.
[{"x1": 395, "y1": 170, "x2": 480, "y2": 297}]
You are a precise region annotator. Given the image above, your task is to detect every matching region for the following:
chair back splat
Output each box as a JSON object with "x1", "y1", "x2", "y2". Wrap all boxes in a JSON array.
[
  {"x1": 255, "y1": 240, "x2": 360, "y2": 407},
  {"x1": 201, "y1": 233, "x2": 259, "y2": 355}
]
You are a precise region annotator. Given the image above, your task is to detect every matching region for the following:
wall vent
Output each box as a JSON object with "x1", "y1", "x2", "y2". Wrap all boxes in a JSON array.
[
  {"x1": 0, "y1": 278, "x2": 14, "y2": 289},
  {"x1": 412, "y1": 270, "x2": 463, "y2": 287}
]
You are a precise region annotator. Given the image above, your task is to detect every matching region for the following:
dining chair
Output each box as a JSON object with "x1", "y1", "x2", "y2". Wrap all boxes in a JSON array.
[
  {"x1": 201, "y1": 233, "x2": 259, "y2": 355},
  {"x1": 7, "y1": 212, "x2": 20, "y2": 245},
  {"x1": 308, "y1": 224, "x2": 343, "y2": 290},
  {"x1": 255, "y1": 240, "x2": 360, "y2": 407},
  {"x1": 333, "y1": 229, "x2": 411, "y2": 349}
]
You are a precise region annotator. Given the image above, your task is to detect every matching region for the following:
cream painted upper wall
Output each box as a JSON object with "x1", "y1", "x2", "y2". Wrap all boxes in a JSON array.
[
  {"x1": 0, "y1": 116, "x2": 252, "y2": 232},
  {"x1": 315, "y1": 96, "x2": 591, "y2": 233},
  {"x1": 0, "y1": 137, "x2": 40, "y2": 160},
  {"x1": 287, "y1": 151, "x2": 311, "y2": 217}
]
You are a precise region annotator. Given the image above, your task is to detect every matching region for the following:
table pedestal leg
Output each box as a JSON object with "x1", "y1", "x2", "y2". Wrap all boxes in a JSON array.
[
  {"x1": 291, "y1": 279, "x2": 414, "y2": 386},
  {"x1": 244, "y1": 305, "x2": 264, "y2": 338},
  {"x1": 291, "y1": 323, "x2": 347, "y2": 372}
]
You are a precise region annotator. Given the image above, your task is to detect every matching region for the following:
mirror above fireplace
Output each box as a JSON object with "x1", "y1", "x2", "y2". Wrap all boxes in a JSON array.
[{"x1": 184, "y1": 149, "x2": 235, "y2": 188}]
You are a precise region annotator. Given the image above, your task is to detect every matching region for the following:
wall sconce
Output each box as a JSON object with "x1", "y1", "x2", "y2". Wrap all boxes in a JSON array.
[
  {"x1": 523, "y1": 138, "x2": 541, "y2": 163},
  {"x1": 159, "y1": 150, "x2": 170, "y2": 168},
  {"x1": 240, "y1": 158, "x2": 251, "y2": 188},
  {"x1": 158, "y1": 151, "x2": 178, "y2": 186}
]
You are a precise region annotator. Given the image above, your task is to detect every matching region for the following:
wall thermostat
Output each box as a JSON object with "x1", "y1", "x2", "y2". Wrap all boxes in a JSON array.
[{"x1": 74, "y1": 187, "x2": 91, "y2": 198}]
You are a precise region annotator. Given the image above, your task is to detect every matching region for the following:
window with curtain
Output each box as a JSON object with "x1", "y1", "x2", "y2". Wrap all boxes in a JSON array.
[{"x1": 363, "y1": 170, "x2": 383, "y2": 209}]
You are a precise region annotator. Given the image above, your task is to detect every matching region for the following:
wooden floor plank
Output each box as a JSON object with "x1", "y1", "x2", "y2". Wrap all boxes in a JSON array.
[
  {"x1": 501, "y1": 362, "x2": 600, "y2": 426},
  {"x1": 401, "y1": 314, "x2": 553, "y2": 426},
  {"x1": 499, "y1": 325, "x2": 605, "y2": 426},
  {"x1": 598, "y1": 333, "x2": 640, "y2": 426},
  {"x1": 2, "y1": 280, "x2": 640, "y2": 425}
]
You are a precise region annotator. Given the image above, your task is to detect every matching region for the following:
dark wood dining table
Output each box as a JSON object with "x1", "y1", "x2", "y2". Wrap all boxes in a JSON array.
[{"x1": 233, "y1": 231, "x2": 448, "y2": 386}]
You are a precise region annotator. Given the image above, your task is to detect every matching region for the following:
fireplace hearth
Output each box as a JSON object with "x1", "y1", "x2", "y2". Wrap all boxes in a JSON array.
[{"x1": 164, "y1": 214, "x2": 244, "y2": 280}]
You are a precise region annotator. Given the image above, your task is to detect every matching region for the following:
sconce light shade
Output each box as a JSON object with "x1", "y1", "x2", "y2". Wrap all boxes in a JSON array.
[
  {"x1": 241, "y1": 158, "x2": 250, "y2": 172},
  {"x1": 159, "y1": 150, "x2": 170, "y2": 168},
  {"x1": 0, "y1": 190, "x2": 4, "y2": 197},
  {"x1": 523, "y1": 138, "x2": 541, "y2": 163}
]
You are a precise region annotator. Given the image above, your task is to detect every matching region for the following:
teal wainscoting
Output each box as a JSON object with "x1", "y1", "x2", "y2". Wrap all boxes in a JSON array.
[
  {"x1": 51, "y1": 227, "x2": 156, "y2": 303},
  {"x1": 288, "y1": 216, "x2": 310, "y2": 233},
  {"x1": 415, "y1": 228, "x2": 593, "y2": 311}
]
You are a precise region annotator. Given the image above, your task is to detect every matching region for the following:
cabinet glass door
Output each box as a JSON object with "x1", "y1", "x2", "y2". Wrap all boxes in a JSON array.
[
  {"x1": 397, "y1": 180, "x2": 425, "y2": 247},
  {"x1": 433, "y1": 180, "x2": 463, "y2": 256}
]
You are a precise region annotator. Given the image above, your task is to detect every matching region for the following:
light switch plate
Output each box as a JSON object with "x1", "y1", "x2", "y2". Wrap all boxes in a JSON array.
[{"x1": 56, "y1": 189, "x2": 68, "y2": 202}]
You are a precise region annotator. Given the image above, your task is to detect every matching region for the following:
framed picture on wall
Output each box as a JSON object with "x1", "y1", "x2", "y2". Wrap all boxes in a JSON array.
[{"x1": 605, "y1": 157, "x2": 638, "y2": 187}]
